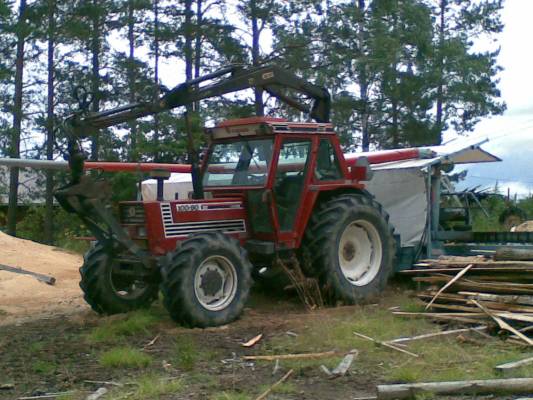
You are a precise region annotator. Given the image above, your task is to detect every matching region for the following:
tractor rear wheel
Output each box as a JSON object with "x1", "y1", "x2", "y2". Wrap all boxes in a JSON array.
[
  {"x1": 161, "y1": 232, "x2": 252, "y2": 328},
  {"x1": 80, "y1": 243, "x2": 159, "y2": 314},
  {"x1": 303, "y1": 193, "x2": 396, "y2": 304}
]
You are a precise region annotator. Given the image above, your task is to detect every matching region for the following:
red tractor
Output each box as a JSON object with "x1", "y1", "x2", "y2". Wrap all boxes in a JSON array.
[{"x1": 55, "y1": 65, "x2": 396, "y2": 327}]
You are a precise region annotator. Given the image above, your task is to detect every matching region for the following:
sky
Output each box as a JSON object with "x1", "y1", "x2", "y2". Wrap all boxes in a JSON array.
[
  {"x1": 450, "y1": 0, "x2": 533, "y2": 197},
  {"x1": 110, "y1": 1, "x2": 533, "y2": 197}
]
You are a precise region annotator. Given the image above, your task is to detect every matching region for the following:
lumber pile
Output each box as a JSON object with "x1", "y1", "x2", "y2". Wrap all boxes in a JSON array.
[{"x1": 399, "y1": 254, "x2": 533, "y2": 345}]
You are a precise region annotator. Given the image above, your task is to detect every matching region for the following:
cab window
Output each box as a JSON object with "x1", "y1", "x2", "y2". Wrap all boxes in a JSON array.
[{"x1": 315, "y1": 139, "x2": 342, "y2": 181}]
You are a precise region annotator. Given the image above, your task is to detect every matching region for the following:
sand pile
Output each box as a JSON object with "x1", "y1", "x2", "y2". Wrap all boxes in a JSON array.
[
  {"x1": 513, "y1": 220, "x2": 533, "y2": 232},
  {"x1": 0, "y1": 232, "x2": 88, "y2": 325}
]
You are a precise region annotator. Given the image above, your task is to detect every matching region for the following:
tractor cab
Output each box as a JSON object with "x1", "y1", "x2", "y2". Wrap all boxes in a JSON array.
[{"x1": 198, "y1": 116, "x2": 362, "y2": 252}]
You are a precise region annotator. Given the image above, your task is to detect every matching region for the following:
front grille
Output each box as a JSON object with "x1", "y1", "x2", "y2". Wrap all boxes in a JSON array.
[
  {"x1": 120, "y1": 204, "x2": 146, "y2": 224},
  {"x1": 160, "y1": 203, "x2": 246, "y2": 237}
]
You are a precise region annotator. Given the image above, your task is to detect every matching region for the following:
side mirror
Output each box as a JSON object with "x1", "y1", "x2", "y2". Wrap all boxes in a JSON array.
[{"x1": 349, "y1": 156, "x2": 374, "y2": 182}]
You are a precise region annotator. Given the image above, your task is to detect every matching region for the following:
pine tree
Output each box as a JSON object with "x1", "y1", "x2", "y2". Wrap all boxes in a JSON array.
[
  {"x1": 429, "y1": 0, "x2": 505, "y2": 143},
  {"x1": 7, "y1": 0, "x2": 29, "y2": 236}
]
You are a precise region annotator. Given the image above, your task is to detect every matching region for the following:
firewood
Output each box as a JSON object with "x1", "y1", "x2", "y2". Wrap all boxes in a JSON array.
[{"x1": 255, "y1": 370, "x2": 294, "y2": 400}]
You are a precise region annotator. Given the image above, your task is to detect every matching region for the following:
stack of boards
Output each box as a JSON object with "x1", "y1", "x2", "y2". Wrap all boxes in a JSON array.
[{"x1": 399, "y1": 249, "x2": 533, "y2": 346}]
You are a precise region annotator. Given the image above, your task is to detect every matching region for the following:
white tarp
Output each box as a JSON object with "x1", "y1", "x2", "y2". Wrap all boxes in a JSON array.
[
  {"x1": 365, "y1": 168, "x2": 428, "y2": 247},
  {"x1": 141, "y1": 173, "x2": 193, "y2": 201},
  {"x1": 141, "y1": 168, "x2": 428, "y2": 247}
]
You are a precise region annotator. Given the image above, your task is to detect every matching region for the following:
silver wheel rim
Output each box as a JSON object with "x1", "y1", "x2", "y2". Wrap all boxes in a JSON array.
[
  {"x1": 338, "y1": 219, "x2": 383, "y2": 286},
  {"x1": 194, "y1": 255, "x2": 238, "y2": 311}
]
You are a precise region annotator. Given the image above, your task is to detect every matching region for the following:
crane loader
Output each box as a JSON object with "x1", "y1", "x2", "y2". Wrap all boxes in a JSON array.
[{"x1": 20, "y1": 65, "x2": 397, "y2": 327}]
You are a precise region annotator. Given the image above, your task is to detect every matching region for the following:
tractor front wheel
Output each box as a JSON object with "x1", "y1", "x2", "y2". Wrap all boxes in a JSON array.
[
  {"x1": 161, "y1": 232, "x2": 252, "y2": 328},
  {"x1": 79, "y1": 243, "x2": 159, "y2": 314},
  {"x1": 303, "y1": 193, "x2": 396, "y2": 304}
]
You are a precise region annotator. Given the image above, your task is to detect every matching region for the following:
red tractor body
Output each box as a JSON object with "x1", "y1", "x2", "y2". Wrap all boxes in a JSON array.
[{"x1": 120, "y1": 117, "x2": 371, "y2": 259}]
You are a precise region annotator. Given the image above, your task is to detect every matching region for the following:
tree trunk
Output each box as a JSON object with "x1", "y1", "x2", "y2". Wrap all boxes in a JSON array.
[
  {"x1": 434, "y1": 0, "x2": 446, "y2": 145},
  {"x1": 152, "y1": 0, "x2": 160, "y2": 161},
  {"x1": 184, "y1": 0, "x2": 193, "y2": 82},
  {"x1": 377, "y1": 378, "x2": 533, "y2": 399},
  {"x1": 7, "y1": 0, "x2": 27, "y2": 237},
  {"x1": 193, "y1": 0, "x2": 202, "y2": 112},
  {"x1": 44, "y1": 0, "x2": 56, "y2": 244},
  {"x1": 127, "y1": 0, "x2": 137, "y2": 161},
  {"x1": 250, "y1": 0, "x2": 264, "y2": 116},
  {"x1": 357, "y1": 0, "x2": 369, "y2": 151},
  {"x1": 90, "y1": 0, "x2": 101, "y2": 160}
]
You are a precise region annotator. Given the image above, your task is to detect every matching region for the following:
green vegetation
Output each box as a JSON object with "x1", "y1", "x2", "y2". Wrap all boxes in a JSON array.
[
  {"x1": 211, "y1": 392, "x2": 251, "y2": 400},
  {"x1": 257, "y1": 381, "x2": 298, "y2": 396},
  {"x1": 28, "y1": 341, "x2": 44, "y2": 353},
  {"x1": 108, "y1": 374, "x2": 184, "y2": 400},
  {"x1": 88, "y1": 310, "x2": 159, "y2": 343},
  {"x1": 259, "y1": 293, "x2": 533, "y2": 382},
  {"x1": 174, "y1": 335, "x2": 199, "y2": 371},
  {"x1": 99, "y1": 347, "x2": 152, "y2": 369},
  {"x1": 32, "y1": 360, "x2": 57, "y2": 374},
  {"x1": 173, "y1": 334, "x2": 221, "y2": 371}
]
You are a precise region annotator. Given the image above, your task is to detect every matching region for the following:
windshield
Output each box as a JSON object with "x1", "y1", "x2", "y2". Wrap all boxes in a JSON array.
[{"x1": 203, "y1": 138, "x2": 274, "y2": 187}]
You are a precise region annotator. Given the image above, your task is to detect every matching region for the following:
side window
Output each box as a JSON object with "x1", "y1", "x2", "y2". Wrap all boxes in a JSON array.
[
  {"x1": 274, "y1": 139, "x2": 312, "y2": 231},
  {"x1": 315, "y1": 139, "x2": 342, "y2": 181}
]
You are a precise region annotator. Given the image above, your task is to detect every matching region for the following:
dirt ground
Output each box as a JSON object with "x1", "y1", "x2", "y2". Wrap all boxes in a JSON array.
[
  {"x1": 0, "y1": 235, "x2": 530, "y2": 399},
  {"x1": 0, "y1": 232, "x2": 87, "y2": 325}
]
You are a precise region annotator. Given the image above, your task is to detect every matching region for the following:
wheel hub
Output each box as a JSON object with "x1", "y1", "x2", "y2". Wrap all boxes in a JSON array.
[
  {"x1": 338, "y1": 220, "x2": 383, "y2": 287},
  {"x1": 199, "y1": 267, "x2": 224, "y2": 297},
  {"x1": 194, "y1": 255, "x2": 238, "y2": 311},
  {"x1": 342, "y1": 242, "x2": 356, "y2": 261}
]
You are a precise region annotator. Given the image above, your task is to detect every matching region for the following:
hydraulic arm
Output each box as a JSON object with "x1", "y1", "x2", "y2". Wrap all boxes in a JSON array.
[{"x1": 55, "y1": 64, "x2": 331, "y2": 267}]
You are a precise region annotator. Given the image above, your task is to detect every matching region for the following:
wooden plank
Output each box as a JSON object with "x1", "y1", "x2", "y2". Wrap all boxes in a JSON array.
[
  {"x1": 414, "y1": 277, "x2": 533, "y2": 295},
  {"x1": 496, "y1": 356, "x2": 533, "y2": 372},
  {"x1": 353, "y1": 331, "x2": 419, "y2": 358},
  {"x1": 0, "y1": 264, "x2": 56, "y2": 285},
  {"x1": 376, "y1": 378, "x2": 533, "y2": 399},
  {"x1": 423, "y1": 298, "x2": 533, "y2": 314},
  {"x1": 243, "y1": 350, "x2": 340, "y2": 361},
  {"x1": 425, "y1": 264, "x2": 474, "y2": 310},
  {"x1": 403, "y1": 267, "x2": 533, "y2": 274},
  {"x1": 387, "y1": 326, "x2": 488, "y2": 344},
  {"x1": 472, "y1": 300, "x2": 533, "y2": 346},
  {"x1": 459, "y1": 291, "x2": 533, "y2": 306},
  {"x1": 495, "y1": 248, "x2": 533, "y2": 261},
  {"x1": 255, "y1": 369, "x2": 294, "y2": 400}
]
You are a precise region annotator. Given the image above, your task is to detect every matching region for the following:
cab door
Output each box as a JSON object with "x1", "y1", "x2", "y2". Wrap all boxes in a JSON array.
[{"x1": 246, "y1": 136, "x2": 314, "y2": 244}]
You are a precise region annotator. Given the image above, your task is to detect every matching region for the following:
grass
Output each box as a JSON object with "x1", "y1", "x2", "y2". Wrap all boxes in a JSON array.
[
  {"x1": 211, "y1": 392, "x2": 251, "y2": 400},
  {"x1": 88, "y1": 310, "x2": 159, "y2": 343},
  {"x1": 32, "y1": 360, "x2": 57, "y2": 374},
  {"x1": 257, "y1": 291, "x2": 533, "y2": 382},
  {"x1": 99, "y1": 347, "x2": 152, "y2": 369},
  {"x1": 108, "y1": 374, "x2": 184, "y2": 400},
  {"x1": 257, "y1": 381, "x2": 298, "y2": 396},
  {"x1": 28, "y1": 341, "x2": 44, "y2": 353},
  {"x1": 173, "y1": 334, "x2": 221, "y2": 371}
]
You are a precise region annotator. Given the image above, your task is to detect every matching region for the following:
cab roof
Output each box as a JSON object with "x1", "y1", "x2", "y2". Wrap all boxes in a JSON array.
[{"x1": 207, "y1": 116, "x2": 334, "y2": 139}]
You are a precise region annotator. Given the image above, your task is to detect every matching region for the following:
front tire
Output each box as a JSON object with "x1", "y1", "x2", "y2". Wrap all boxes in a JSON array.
[
  {"x1": 161, "y1": 232, "x2": 252, "y2": 328},
  {"x1": 303, "y1": 193, "x2": 396, "y2": 304},
  {"x1": 79, "y1": 243, "x2": 159, "y2": 314}
]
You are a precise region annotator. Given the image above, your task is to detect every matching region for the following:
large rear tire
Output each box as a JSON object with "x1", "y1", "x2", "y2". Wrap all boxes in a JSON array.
[
  {"x1": 161, "y1": 232, "x2": 252, "y2": 328},
  {"x1": 303, "y1": 193, "x2": 396, "y2": 304},
  {"x1": 80, "y1": 243, "x2": 159, "y2": 314}
]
